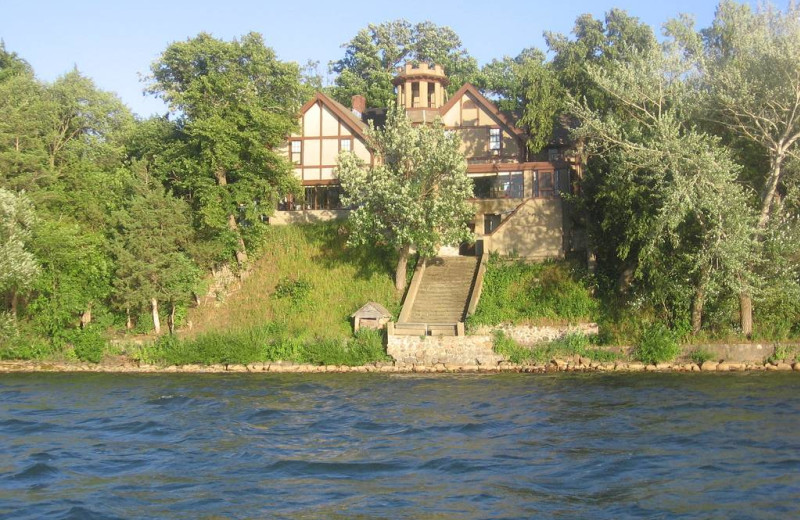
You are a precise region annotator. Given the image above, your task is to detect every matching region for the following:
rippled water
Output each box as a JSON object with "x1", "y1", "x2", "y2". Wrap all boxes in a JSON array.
[{"x1": 1, "y1": 373, "x2": 798, "y2": 519}]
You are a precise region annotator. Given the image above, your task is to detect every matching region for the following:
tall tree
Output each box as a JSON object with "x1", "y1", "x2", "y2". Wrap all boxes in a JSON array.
[
  {"x1": 113, "y1": 181, "x2": 199, "y2": 334},
  {"x1": 330, "y1": 20, "x2": 479, "y2": 108},
  {"x1": 571, "y1": 43, "x2": 756, "y2": 331},
  {"x1": 478, "y1": 48, "x2": 565, "y2": 153},
  {"x1": 0, "y1": 189, "x2": 39, "y2": 319},
  {"x1": 147, "y1": 32, "x2": 305, "y2": 268},
  {"x1": 668, "y1": 1, "x2": 800, "y2": 335},
  {"x1": 337, "y1": 107, "x2": 474, "y2": 291}
]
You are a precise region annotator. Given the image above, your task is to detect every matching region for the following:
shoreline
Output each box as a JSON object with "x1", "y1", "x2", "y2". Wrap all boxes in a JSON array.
[{"x1": 1, "y1": 359, "x2": 799, "y2": 374}]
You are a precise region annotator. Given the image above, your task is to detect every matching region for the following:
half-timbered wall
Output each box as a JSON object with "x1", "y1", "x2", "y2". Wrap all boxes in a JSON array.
[
  {"x1": 287, "y1": 100, "x2": 371, "y2": 185},
  {"x1": 439, "y1": 91, "x2": 521, "y2": 165}
]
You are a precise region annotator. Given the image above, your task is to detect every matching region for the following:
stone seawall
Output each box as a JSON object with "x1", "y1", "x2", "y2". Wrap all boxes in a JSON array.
[
  {"x1": 386, "y1": 334, "x2": 502, "y2": 366},
  {"x1": 1, "y1": 359, "x2": 799, "y2": 374},
  {"x1": 471, "y1": 323, "x2": 600, "y2": 344}
]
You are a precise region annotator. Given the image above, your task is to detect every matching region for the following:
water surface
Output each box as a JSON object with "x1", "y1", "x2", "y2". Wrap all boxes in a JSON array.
[{"x1": 1, "y1": 372, "x2": 798, "y2": 519}]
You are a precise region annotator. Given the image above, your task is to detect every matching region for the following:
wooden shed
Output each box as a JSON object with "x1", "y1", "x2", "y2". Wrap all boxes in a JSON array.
[{"x1": 351, "y1": 302, "x2": 392, "y2": 332}]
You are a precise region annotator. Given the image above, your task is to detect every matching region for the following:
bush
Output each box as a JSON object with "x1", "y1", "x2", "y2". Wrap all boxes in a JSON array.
[
  {"x1": 470, "y1": 258, "x2": 598, "y2": 327},
  {"x1": 634, "y1": 323, "x2": 680, "y2": 364},
  {"x1": 64, "y1": 328, "x2": 108, "y2": 363},
  {"x1": 689, "y1": 348, "x2": 714, "y2": 364}
]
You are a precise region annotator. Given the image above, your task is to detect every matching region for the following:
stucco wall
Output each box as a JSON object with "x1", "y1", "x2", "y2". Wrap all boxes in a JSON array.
[{"x1": 476, "y1": 198, "x2": 564, "y2": 259}]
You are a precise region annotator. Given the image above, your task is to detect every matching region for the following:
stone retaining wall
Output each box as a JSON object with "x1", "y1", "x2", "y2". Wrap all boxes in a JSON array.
[
  {"x1": 2, "y1": 359, "x2": 798, "y2": 374},
  {"x1": 471, "y1": 323, "x2": 600, "y2": 345},
  {"x1": 386, "y1": 334, "x2": 502, "y2": 366}
]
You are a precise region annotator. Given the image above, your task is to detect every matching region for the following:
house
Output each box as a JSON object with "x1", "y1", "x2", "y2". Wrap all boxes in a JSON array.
[{"x1": 272, "y1": 63, "x2": 582, "y2": 259}]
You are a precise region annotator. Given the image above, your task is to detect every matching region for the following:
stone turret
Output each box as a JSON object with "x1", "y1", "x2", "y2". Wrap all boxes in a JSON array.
[{"x1": 393, "y1": 63, "x2": 449, "y2": 123}]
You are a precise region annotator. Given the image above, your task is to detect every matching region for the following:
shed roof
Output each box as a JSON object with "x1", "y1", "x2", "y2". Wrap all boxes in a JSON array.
[{"x1": 351, "y1": 302, "x2": 392, "y2": 319}]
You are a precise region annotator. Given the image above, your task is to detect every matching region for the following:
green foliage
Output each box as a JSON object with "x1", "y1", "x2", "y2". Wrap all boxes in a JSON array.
[
  {"x1": 338, "y1": 106, "x2": 473, "y2": 289},
  {"x1": 689, "y1": 348, "x2": 714, "y2": 365},
  {"x1": 0, "y1": 189, "x2": 39, "y2": 300},
  {"x1": 492, "y1": 330, "x2": 618, "y2": 364},
  {"x1": 768, "y1": 345, "x2": 797, "y2": 364},
  {"x1": 330, "y1": 20, "x2": 479, "y2": 108},
  {"x1": 62, "y1": 328, "x2": 107, "y2": 364},
  {"x1": 132, "y1": 324, "x2": 389, "y2": 366},
  {"x1": 272, "y1": 277, "x2": 312, "y2": 305},
  {"x1": 147, "y1": 32, "x2": 306, "y2": 264},
  {"x1": 470, "y1": 258, "x2": 597, "y2": 326},
  {"x1": 477, "y1": 48, "x2": 564, "y2": 153},
  {"x1": 633, "y1": 323, "x2": 681, "y2": 364}
]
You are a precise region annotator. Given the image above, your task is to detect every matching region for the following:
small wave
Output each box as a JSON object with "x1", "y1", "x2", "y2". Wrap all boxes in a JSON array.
[
  {"x1": 265, "y1": 459, "x2": 404, "y2": 479},
  {"x1": 0, "y1": 418, "x2": 58, "y2": 435},
  {"x1": 145, "y1": 395, "x2": 193, "y2": 406},
  {"x1": 419, "y1": 457, "x2": 485, "y2": 474},
  {"x1": 56, "y1": 506, "x2": 122, "y2": 520},
  {"x1": 10, "y1": 462, "x2": 59, "y2": 481}
]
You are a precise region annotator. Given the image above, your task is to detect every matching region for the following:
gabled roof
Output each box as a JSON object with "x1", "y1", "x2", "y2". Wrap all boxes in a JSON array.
[
  {"x1": 351, "y1": 301, "x2": 392, "y2": 319},
  {"x1": 439, "y1": 83, "x2": 525, "y2": 139},
  {"x1": 297, "y1": 91, "x2": 368, "y2": 139}
]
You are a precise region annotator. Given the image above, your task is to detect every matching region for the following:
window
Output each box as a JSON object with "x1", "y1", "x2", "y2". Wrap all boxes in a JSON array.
[
  {"x1": 489, "y1": 128, "x2": 501, "y2": 152},
  {"x1": 290, "y1": 141, "x2": 302, "y2": 164},
  {"x1": 484, "y1": 214, "x2": 502, "y2": 234},
  {"x1": 340, "y1": 139, "x2": 351, "y2": 153},
  {"x1": 302, "y1": 186, "x2": 344, "y2": 210},
  {"x1": 472, "y1": 172, "x2": 523, "y2": 199}
]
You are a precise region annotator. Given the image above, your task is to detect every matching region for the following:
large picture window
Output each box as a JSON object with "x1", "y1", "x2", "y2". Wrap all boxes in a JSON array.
[{"x1": 472, "y1": 172, "x2": 523, "y2": 199}]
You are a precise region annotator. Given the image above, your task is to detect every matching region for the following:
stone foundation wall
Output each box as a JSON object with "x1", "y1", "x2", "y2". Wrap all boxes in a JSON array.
[
  {"x1": 471, "y1": 323, "x2": 599, "y2": 345},
  {"x1": 387, "y1": 334, "x2": 503, "y2": 366}
]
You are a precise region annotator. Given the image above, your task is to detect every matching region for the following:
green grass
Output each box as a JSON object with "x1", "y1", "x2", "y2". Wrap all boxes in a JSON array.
[
  {"x1": 130, "y1": 327, "x2": 390, "y2": 366},
  {"x1": 187, "y1": 222, "x2": 401, "y2": 342},
  {"x1": 469, "y1": 256, "x2": 598, "y2": 327},
  {"x1": 492, "y1": 331, "x2": 620, "y2": 364}
]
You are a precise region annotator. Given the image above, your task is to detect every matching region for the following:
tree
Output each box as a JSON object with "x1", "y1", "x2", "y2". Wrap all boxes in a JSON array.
[
  {"x1": 330, "y1": 20, "x2": 479, "y2": 108},
  {"x1": 147, "y1": 32, "x2": 306, "y2": 268},
  {"x1": 571, "y1": 44, "x2": 756, "y2": 332},
  {"x1": 113, "y1": 180, "x2": 199, "y2": 334},
  {"x1": 0, "y1": 189, "x2": 39, "y2": 319},
  {"x1": 478, "y1": 48, "x2": 565, "y2": 153},
  {"x1": 668, "y1": 1, "x2": 800, "y2": 335},
  {"x1": 546, "y1": 9, "x2": 658, "y2": 113},
  {"x1": 337, "y1": 106, "x2": 474, "y2": 291}
]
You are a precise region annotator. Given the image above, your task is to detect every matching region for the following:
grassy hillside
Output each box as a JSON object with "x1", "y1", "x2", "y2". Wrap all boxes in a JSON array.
[{"x1": 186, "y1": 222, "x2": 401, "y2": 342}]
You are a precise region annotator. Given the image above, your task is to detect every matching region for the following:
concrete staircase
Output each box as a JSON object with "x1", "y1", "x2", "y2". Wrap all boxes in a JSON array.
[{"x1": 395, "y1": 256, "x2": 479, "y2": 336}]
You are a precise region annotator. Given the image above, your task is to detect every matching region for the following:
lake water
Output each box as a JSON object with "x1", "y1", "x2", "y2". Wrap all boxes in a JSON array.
[{"x1": 0, "y1": 372, "x2": 798, "y2": 519}]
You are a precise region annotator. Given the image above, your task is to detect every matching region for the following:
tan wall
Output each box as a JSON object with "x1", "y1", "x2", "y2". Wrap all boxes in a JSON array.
[
  {"x1": 476, "y1": 198, "x2": 564, "y2": 259},
  {"x1": 440, "y1": 92, "x2": 520, "y2": 164},
  {"x1": 289, "y1": 100, "x2": 371, "y2": 184}
]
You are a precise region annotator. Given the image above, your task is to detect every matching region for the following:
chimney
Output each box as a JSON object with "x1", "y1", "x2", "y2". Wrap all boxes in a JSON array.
[{"x1": 351, "y1": 95, "x2": 366, "y2": 116}]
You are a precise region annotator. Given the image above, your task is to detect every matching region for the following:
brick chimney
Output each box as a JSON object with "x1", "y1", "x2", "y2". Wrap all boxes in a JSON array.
[{"x1": 351, "y1": 95, "x2": 366, "y2": 116}]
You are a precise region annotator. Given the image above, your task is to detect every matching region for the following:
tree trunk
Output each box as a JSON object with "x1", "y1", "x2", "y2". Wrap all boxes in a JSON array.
[
  {"x1": 740, "y1": 154, "x2": 785, "y2": 335},
  {"x1": 10, "y1": 289, "x2": 18, "y2": 319},
  {"x1": 691, "y1": 287, "x2": 705, "y2": 335},
  {"x1": 740, "y1": 293, "x2": 753, "y2": 338},
  {"x1": 125, "y1": 307, "x2": 133, "y2": 330},
  {"x1": 617, "y1": 263, "x2": 636, "y2": 294},
  {"x1": 168, "y1": 303, "x2": 176, "y2": 335},
  {"x1": 395, "y1": 244, "x2": 411, "y2": 292},
  {"x1": 151, "y1": 298, "x2": 161, "y2": 335},
  {"x1": 228, "y1": 213, "x2": 248, "y2": 267},
  {"x1": 80, "y1": 303, "x2": 92, "y2": 329}
]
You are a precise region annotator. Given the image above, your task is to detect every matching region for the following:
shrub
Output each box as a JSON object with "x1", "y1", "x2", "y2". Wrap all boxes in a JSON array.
[
  {"x1": 65, "y1": 328, "x2": 108, "y2": 363},
  {"x1": 272, "y1": 277, "x2": 312, "y2": 306},
  {"x1": 634, "y1": 323, "x2": 680, "y2": 364},
  {"x1": 492, "y1": 330, "x2": 532, "y2": 363},
  {"x1": 689, "y1": 348, "x2": 714, "y2": 364}
]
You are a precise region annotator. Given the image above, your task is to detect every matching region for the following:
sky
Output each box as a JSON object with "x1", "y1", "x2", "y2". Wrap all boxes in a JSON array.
[{"x1": 1, "y1": 0, "x2": 750, "y2": 118}]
